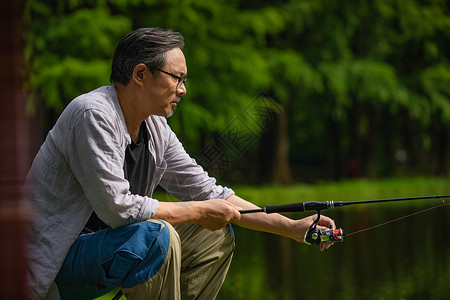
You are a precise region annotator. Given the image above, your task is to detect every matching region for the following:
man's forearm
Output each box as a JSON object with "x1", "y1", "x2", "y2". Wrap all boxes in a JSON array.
[
  {"x1": 152, "y1": 199, "x2": 242, "y2": 231},
  {"x1": 152, "y1": 201, "x2": 201, "y2": 225}
]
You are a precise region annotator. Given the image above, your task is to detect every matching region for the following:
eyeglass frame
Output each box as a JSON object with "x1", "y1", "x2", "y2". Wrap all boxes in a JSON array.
[{"x1": 149, "y1": 66, "x2": 187, "y2": 89}]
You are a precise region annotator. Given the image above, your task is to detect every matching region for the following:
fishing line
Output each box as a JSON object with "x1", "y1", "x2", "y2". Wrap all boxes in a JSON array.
[{"x1": 344, "y1": 201, "x2": 450, "y2": 237}]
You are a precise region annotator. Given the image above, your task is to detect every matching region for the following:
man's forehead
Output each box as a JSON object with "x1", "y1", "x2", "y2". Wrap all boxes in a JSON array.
[{"x1": 165, "y1": 48, "x2": 187, "y2": 74}]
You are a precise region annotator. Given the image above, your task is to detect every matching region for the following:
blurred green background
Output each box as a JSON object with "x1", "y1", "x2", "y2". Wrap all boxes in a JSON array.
[
  {"x1": 23, "y1": 0, "x2": 449, "y2": 299},
  {"x1": 24, "y1": 0, "x2": 450, "y2": 183}
]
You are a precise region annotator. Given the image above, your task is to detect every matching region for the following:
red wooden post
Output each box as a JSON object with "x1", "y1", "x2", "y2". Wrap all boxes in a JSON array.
[{"x1": 0, "y1": 1, "x2": 30, "y2": 298}]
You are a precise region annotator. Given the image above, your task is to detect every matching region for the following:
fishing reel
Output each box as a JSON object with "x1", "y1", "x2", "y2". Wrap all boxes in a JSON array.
[{"x1": 304, "y1": 211, "x2": 345, "y2": 245}]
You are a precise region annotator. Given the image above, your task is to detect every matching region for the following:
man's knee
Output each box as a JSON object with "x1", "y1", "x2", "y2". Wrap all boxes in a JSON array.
[
  {"x1": 211, "y1": 225, "x2": 235, "y2": 256},
  {"x1": 147, "y1": 219, "x2": 182, "y2": 261},
  {"x1": 120, "y1": 220, "x2": 183, "y2": 299},
  {"x1": 223, "y1": 224, "x2": 235, "y2": 250},
  {"x1": 101, "y1": 220, "x2": 179, "y2": 289},
  {"x1": 175, "y1": 224, "x2": 235, "y2": 266},
  {"x1": 174, "y1": 225, "x2": 235, "y2": 299}
]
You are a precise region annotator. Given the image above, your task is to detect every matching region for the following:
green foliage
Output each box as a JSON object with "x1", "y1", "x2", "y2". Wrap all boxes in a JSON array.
[
  {"x1": 421, "y1": 63, "x2": 450, "y2": 122},
  {"x1": 25, "y1": 0, "x2": 450, "y2": 181},
  {"x1": 24, "y1": 1, "x2": 131, "y2": 112}
]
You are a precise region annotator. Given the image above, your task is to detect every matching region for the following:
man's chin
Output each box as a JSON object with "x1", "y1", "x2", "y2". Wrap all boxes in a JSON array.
[{"x1": 165, "y1": 108, "x2": 175, "y2": 118}]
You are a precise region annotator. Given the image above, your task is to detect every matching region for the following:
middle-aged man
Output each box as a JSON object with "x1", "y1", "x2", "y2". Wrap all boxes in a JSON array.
[{"x1": 25, "y1": 27, "x2": 335, "y2": 300}]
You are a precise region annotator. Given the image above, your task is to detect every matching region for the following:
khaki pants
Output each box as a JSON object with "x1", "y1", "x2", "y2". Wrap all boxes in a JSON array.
[{"x1": 122, "y1": 221, "x2": 235, "y2": 300}]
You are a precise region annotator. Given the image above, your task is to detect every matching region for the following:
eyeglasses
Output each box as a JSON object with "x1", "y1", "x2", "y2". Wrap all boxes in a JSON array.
[{"x1": 150, "y1": 66, "x2": 187, "y2": 89}]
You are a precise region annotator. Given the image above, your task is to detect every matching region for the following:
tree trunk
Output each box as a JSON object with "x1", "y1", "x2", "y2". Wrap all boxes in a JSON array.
[
  {"x1": 348, "y1": 97, "x2": 361, "y2": 178},
  {"x1": 329, "y1": 117, "x2": 344, "y2": 180},
  {"x1": 436, "y1": 124, "x2": 450, "y2": 177},
  {"x1": 271, "y1": 111, "x2": 293, "y2": 185}
]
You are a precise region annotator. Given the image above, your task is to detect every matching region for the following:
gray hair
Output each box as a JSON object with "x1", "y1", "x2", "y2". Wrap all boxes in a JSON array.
[{"x1": 110, "y1": 28, "x2": 184, "y2": 85}]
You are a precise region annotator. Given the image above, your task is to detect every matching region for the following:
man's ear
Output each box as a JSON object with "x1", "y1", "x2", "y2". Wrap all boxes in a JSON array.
[{"x1": 132, "y1": 63, "x2": 147, "y2": 86}]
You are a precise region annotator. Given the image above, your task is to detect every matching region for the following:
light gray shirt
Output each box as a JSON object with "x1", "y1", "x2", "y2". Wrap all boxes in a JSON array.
[{"x1": 25, "y1": 85, "x2": 234, "y2": 299}]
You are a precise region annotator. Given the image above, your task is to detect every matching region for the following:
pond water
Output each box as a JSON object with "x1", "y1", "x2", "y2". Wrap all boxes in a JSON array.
[{"x1": 218, "y1": 202, "x2": 450, "y2": 300}]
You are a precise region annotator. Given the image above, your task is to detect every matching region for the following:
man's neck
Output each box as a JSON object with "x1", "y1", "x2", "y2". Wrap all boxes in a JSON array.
[{"x1": 115, "y1": 83, "x2": 146, "y2": 143}]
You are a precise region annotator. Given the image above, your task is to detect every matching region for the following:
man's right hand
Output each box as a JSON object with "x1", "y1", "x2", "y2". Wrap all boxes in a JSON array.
[{"x1": 194, "y1": 199, "x2": 242, "y2": 231}]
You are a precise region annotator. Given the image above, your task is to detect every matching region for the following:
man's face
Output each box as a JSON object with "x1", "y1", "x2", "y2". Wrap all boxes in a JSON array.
[{"x1": 144, "y1": 47, "x2": 187, "y2": 118}]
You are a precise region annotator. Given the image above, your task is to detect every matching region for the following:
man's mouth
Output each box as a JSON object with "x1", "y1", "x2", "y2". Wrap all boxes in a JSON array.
[{"x1": 171, "y1": 98, "x2": 180, "y2": 107}]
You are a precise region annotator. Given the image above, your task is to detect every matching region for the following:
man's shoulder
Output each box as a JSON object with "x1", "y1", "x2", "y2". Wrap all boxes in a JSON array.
[
  {"x1": 53, "y1": 85, "x2": 121, "y2": 130},
  {"x1": 70, "y1": 85, "x2": 117, "y2": 112}
]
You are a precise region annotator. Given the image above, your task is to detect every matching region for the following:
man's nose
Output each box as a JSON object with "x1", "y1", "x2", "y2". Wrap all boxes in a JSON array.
[{"x1": 177, "y1": 82, "x2": 186, "y2": 97}]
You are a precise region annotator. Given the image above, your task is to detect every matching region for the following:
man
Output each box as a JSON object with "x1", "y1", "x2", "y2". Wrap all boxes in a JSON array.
[{"x1": 25, "y1": 28, "x2": 335, "y2": 299}]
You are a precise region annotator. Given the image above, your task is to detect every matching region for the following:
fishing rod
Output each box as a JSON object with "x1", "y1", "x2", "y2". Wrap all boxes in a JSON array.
[{"x1": 240, "y1": 194, "x2": 450, "y2": 246}]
